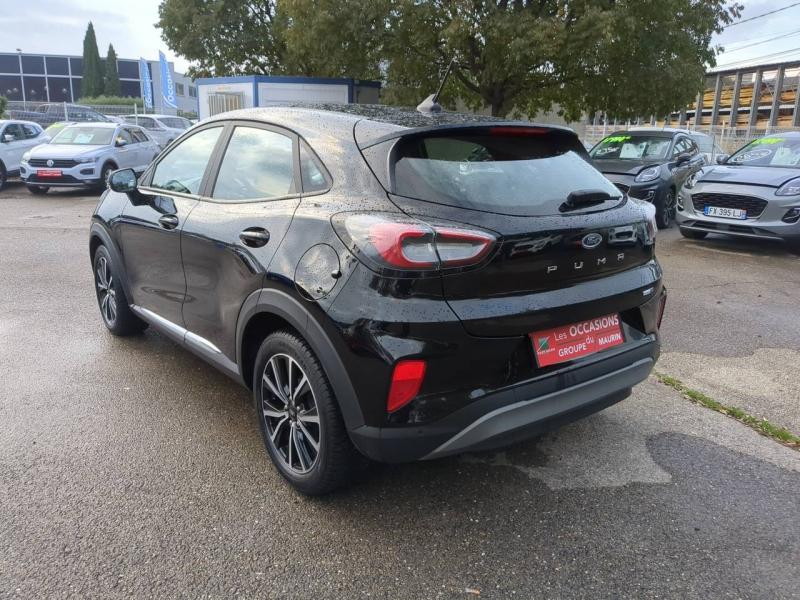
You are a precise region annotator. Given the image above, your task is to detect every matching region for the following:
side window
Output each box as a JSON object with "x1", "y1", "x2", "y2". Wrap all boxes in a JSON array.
[
  {"x1": 131, "y1": 129, "x2": 148, "y2": 143},
  {"x1": 212, "y1": 126, "x2": 295, "y2": 201},
  {"x1": 21, "y1": 124, "x2": 40, "y2": 139},
  {"x1": 672, "y1": 138, "x2": 686, "y2": 157},
  {"x1": 150, "y1": 126, "x2": 223, "y2": 195},
  {"x1": 688, "y1": 140, "x2": 699, "y2": 156},
  {"x1": 116, "y1": 129, "x2": 133, "y2": 146},
  {"x1": 3, "y1": 123, "x2": 24, "y2": 141},
  {"x1": 299, "y1": 141, "x2": 330, "y2": 193}
]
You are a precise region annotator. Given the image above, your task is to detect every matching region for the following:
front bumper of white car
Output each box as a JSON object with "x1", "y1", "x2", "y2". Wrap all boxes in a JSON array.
[
  {"x1": 676, "y1": 183, "x2": 800, "y2": 243},
  {"x1": 20, "y1": 159, "x2": 104, "y2": 188}
]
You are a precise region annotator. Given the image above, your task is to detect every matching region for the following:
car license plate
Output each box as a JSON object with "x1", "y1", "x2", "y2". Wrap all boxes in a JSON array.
[
  {"x1": 704, "y1": 206, "x2": 747, "y2": 220},
  {"x1": 530, "y1": 314, "x2": 624, "y2": 367},
  {"x1": 37, "y1": 169, "x2": 62, "y2": 177}
]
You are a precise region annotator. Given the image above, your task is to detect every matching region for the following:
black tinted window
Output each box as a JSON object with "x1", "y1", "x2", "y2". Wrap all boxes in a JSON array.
[
  {"x1": 213, "y1": 126, "x2": 295, "y2": 201},
  {"x1": 392, "y1": 128, "x2": 618, "y2": 216},
  {"x1": 151, "y1": 126, "x2": 223, "y2": 195}
]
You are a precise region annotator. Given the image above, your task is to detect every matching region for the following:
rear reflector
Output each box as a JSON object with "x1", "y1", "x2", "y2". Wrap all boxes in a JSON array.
[{"x1": 387, "y1": 360, "x2": 427, "y2": 413}]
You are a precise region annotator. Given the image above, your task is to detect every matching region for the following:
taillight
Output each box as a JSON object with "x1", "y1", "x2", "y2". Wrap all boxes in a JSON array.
[
  {"x1": 387, "y1": 360, "x2": 426, "y2": 413},
  {"x1": 333, "y1": 213, "x2": 496, "y2": 274},
  {"x1": 657, "y1": 293, "x2": 667, "y2": 329}
]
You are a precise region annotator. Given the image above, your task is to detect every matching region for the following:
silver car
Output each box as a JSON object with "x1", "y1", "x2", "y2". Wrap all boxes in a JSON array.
[
  {"x1": 677, "y1": 132, "x2": 800, "y2": 251},
  {"x1": 20, "y1": 123, "x2": 160, "y2": 194},
  {"x1": 122, "y1": 114, "x2": 192, "y2": 149}
]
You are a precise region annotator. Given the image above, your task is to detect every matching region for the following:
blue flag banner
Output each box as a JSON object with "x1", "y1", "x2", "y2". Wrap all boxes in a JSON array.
[
  {"x1": 159, "y1": 51, "x2": 177, "y2": 109},
  {"x1": 139, "y1": 58, "x2": 153, "y2": 109}
]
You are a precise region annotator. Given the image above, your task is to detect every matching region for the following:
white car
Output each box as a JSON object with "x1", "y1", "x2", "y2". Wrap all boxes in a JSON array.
[
  {"x1": 122, "y1": 114, "x2": 192, "y2": 149},
  {"x1": 0, "y1": 120, "x2": 50, "y2": 190},
  {"x1": 20, "y1": 122, "x2": 160, "y2": 194}
]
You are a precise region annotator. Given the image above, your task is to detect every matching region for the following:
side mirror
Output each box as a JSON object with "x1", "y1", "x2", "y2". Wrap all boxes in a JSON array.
[
  {"x1": 715, "y1": 154, "x2": 729, "y2": 165},
  {"x1": 675, "y1": 152, "x2": 692, "y2": 166},
  {"x1": 115, "y1": 138, "x2": 128, "y2": 147},
  {"x1": 2, "y1": 134, "x2": 14, "y2": 143},
  {"x1": 108, "y1": 168, "x2": 137, "y2": 193}
]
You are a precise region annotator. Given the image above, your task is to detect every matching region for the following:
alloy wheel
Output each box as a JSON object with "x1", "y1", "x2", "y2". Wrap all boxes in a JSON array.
[
  {"x1": 261, "y1": 353, "x2": 321, "y2": 474},
  {"x1": 95, "y1": 256, "x2": 117, "y2": 324}
]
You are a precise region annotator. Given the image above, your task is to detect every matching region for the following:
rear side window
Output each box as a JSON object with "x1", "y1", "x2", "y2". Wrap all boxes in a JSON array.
[
  {"x1": 212, "y1": 126, "x2": 295, "y2": 201},
  {"x1": 21, "y1": 124, "x2": 40, "y2": 138},
  {"x1": 392, "y1": 128, "x2": 619, "y2": 216},
  {"x1": 150, "y1": 126, "x2": 223, "y2": 195},
  {"x1": 299, "y1": 141, "x2": 329, "y2": 193}
]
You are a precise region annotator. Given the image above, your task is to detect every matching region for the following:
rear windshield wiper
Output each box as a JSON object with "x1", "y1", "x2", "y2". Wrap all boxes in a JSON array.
[{"x1": 559, "y1": 189, "x2": 620, "y2": 213}]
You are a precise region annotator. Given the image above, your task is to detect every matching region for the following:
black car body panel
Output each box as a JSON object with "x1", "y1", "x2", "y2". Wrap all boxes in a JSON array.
[{"x1": 90, "y1": 105, "x2": 665, "y2": 465}]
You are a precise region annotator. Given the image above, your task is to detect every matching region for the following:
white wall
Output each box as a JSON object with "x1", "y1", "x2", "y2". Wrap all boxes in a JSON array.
[
  {"x1": 258, "y1": 82, "x2": 348, "y2": 105},
  {"x1": 197, "y1": 82, "x2": 254, "y2": 119}
]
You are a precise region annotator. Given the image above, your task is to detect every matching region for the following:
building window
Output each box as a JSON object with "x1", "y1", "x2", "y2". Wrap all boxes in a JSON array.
[
  {"x1": 189, "y1": 86, "x2": 197, "y2": 98},
  {"x1": 176, "y1": 82, "x2": 185, "y2": 96}
]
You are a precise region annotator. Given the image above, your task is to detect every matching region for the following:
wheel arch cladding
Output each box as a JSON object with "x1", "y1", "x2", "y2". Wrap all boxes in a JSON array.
[
  {"x1": 89, "y1": 223, "x2": 134, "y2": 301},
  {"x1": 237, "y1": 288, "x2": 365, "y2": 431}
]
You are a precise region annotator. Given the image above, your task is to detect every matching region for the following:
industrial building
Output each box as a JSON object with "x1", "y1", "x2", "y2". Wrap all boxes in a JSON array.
[
  {"x1": 0, "y1": 51, "x2": 197, "y2": 115},
  {"x1": 195, "y1": 75, "x2": 381, "y2": 119}
]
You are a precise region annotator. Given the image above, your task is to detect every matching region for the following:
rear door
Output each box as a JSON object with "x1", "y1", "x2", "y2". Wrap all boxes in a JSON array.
[
  {"x1": 361, "y1": 126, "x2": 656, "y2": 337},
  {"x1": 117, "y1": 124, "x2": 225, "y2": 327},
  {"x1": 179, "y1": 122, "x2": 301, "y2": 364},
  {"x1": 114, "y1": 128, "x2": 138, "y2": 169}
]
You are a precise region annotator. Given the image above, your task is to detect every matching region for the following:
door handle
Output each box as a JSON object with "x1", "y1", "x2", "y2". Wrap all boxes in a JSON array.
[
  {"x1": 158, "y1": 214, "x2": 179, "y2": 229},
  {"x1": 239, "y1": 227, "x2": 270, "y2": 248}
]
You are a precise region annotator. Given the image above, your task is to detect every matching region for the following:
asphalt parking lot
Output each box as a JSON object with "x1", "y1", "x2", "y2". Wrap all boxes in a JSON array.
[{"x1": 1, "y1": 183, "x2": 798, "y2": 599}]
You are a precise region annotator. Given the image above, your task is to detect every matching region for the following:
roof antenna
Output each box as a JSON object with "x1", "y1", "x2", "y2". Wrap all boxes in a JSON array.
[{"x1": 417, "y1": 58, "x2": 457, "y2": 115}]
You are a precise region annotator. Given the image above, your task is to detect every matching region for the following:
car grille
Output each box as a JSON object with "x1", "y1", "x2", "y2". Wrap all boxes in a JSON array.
[
  {"x1": 691, "y1": 193, "x2": 768, "y2": 218},
  {"x1": 28, "y1": 158, "x2": 79, "y2": 168},
  {"x1": 614, "y1": 183, "x2": 630, "y2": 194}
]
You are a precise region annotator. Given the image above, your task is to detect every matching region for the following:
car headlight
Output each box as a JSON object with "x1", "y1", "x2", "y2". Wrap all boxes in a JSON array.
[
  {"x1": 77, "y1": 156, "x2": 98, "y2": 164},
  {"x1": 634, "y1": 166, "x2": 660, "y2": 183},
  {"x1": 776, "y1": 177, "x2": 800, "y2": 196},
  {"x1": 684, "y1": 170, "x2": 702, "y2": 189}
]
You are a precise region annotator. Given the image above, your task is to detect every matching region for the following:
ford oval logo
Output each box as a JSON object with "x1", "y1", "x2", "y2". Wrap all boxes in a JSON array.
[
  {"x1": 581, "y1": 233, "x2": 603, "y2": 249},
  {"x1": 46, "y1": 159, "x2": 54, "y2": 167}
]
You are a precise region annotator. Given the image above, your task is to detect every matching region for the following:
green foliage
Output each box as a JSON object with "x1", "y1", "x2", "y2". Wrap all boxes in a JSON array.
[
  {"x1": 157, "y1": 0, "x2": 742, "y2": 119},
  {"x1": 104, "y1": 44, "x2": 121, "y2": 96},
  {"x1": 0, "y1": 95, "x2": 7, "y2": 118},
  {"x1": 656, "y1": 372, "x2": 799, "y2": 449},
  {"x1": 78, "y1": 95, "x2": 143, "y2": 108},
  {"x1": 82, "y1": 22, "x2": 105, "y2": 97}
]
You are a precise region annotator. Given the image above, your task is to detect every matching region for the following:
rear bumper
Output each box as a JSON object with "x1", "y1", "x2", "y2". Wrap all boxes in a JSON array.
[{"x1": 348, "y1": 334, "x2": 658, "y2": 463}]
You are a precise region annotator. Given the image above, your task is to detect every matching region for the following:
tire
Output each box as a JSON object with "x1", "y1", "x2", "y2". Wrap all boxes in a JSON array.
[
  {"x1": 253, "y1": 330, "x2": 362, "y2": 495},
  {"x1": 27, "y1": 185, "x2": 49, "y2": 195},
  {"x1": 656, "y1": 189, "x2": 676, "y2": 229},
  {"x1": 679, "y1": 227, "x2": 707, "y2": 240},
  {"x1": 0, "y1": 162, "x2": 6, "y2": 191},
  {"x1": 99, "y1": 163, "x2": 116, "y2": 189},
  {"x1": 92, "y1": 245, "x2": 147, "y2": 336}
]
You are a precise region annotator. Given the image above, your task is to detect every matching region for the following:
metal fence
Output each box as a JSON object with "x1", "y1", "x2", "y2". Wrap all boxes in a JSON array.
[
  {"x1": 4, "y1": 101, "x2": 171, "y2": 127},
  {"x1": 582, "y1": 123, "x2": 800, "y2": 155}
]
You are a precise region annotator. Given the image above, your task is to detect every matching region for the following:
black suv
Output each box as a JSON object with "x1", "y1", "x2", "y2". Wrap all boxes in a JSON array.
[
  {"x1": 90, "y1": 106, "x2": 666, "y2": 494},
  {"x1": 590, "y1": 128, "x2": 705, "y2": 229}
]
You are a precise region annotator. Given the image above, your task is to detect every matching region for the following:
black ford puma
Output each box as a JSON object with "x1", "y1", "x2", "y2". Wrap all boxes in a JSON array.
[{"x1": 90, "y1": 105, "x2": 666, "y2": 494}]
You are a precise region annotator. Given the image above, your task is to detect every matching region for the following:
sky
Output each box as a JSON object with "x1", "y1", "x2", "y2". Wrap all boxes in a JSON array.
[{"x1": 0, "y1": 0, "x2": 798, "y2": 76}]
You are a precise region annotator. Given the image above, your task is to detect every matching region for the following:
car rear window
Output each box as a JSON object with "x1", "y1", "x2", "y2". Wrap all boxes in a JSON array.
[{"x1": 391, "y1": 128, "x2": 620, "y2": 216}]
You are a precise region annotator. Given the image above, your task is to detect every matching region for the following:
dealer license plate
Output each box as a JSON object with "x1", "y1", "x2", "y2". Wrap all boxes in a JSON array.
[
  {"x1": 530, "y1": 314, "x2": 625, "y2": 367},
  {"x1": 704, "y1": 206, "x2": 747, "y2": 220},
  {"x1": 37, "y1": 169, "x2": 62, "y2": 177}
]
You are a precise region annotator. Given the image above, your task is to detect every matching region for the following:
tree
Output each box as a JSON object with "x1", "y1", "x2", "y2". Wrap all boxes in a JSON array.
[
  {"x1": 104, "y1": 44, "x2": 121, "y2": 96},
  {"x1": 157, "y1": 0, "x2": 741, "y2": 119},
  {"x1": 81, "y1": 22, "x2": 104, "y2": 97},
  {"x1": 157, "y1": 0, "x2": 287, "y2": 78}
]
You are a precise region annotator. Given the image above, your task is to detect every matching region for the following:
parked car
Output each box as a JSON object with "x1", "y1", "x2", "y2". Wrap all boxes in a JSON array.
[
  {"x1": 677, "y1": 132, "x2": 800, "y2": 251},
  {"x1": 7, "y1": 103, "x2": 110, "y2": 127},
  {"x1": 589, "y1": 128, "x2": 705, "y2": 229},
  {"x1": 104, "y1": 115, "x2": 126, "y2": 124},
  {"x1": 20, "y1": 122, "x2": 160, "y2": 194},
  {"x1": 122, "y1": 114, "x2": 192, "y2": 148},
  {"x1": 0, "y1": 120, "x2": 49, "y2": 190},
  {"x1": 688, "y1": 131, "x2": 728, "y2": 165},
  {"x1": 90, "y1": 105, "x2": 666, "y2": 494}
]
